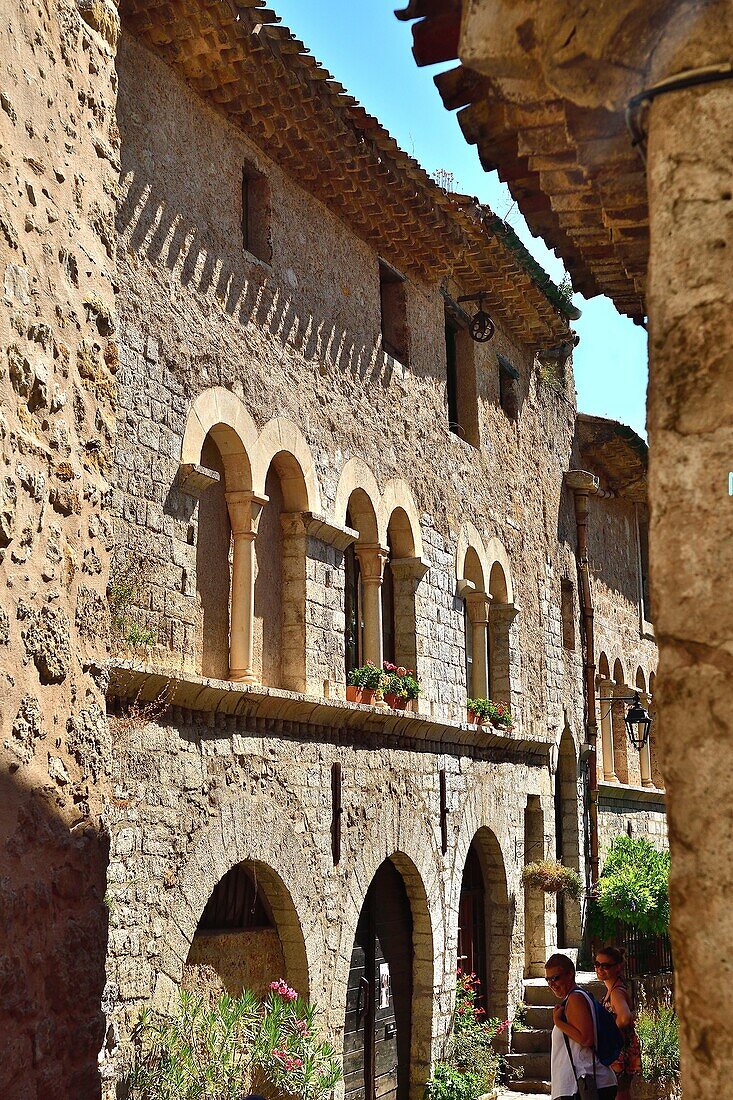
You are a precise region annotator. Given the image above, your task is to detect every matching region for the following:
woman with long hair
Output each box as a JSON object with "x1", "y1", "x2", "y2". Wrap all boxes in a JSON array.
[{"x1": 594, "y1": 945, "x2": 641, "y2": 1100}]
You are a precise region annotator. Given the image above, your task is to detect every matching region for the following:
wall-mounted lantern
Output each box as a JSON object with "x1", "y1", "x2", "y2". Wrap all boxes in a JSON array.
[
  {"x1": 457, "y1": 292, "x2": 495, "y2": 343},
  {"x1": 598, "y1": 691, "x2": 653, "y2": 750}
]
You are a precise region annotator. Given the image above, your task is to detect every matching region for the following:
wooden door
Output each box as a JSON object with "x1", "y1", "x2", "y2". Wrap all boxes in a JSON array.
[{"x1": 344, "y1": 861, "x2": 413, "y2": 1100}]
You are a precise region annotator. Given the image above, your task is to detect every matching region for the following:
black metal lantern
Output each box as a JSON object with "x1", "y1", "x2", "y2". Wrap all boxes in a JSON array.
[
  {"x1": 623, "y1": 692, "x2": 653, "y2": 750},
  {"x1": 457, "y1": 291, "x2": 495, "y2": 343}
]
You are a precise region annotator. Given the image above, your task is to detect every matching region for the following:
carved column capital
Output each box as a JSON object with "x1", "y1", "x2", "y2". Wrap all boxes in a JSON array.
[
  {"x1": 355, "y1": 543, "x2": 389, "y2": 584},
  {"x1": 225, "y1": 490, "x2": 268, "y2": 537},
  {"x1": 464, "y1": 589, "x2": 491, "y2": 624}
]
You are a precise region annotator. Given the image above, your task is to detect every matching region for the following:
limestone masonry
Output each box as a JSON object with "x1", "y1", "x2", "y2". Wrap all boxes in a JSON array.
[{"x1": 1, "y1": 2, "x2": 663, "y2": 1098}]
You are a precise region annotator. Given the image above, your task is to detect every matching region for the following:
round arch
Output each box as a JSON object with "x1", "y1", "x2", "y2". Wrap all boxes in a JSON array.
[
  {"x1": 598, "y1": 651, "x2": 611, "y2": 680},
  {"x1": 181, "y1": 386, "x2": 258, "y2": 491},
  {"x1": 334, "y1": 458, "x2": 382, "y2": 534},
  {"x1": 485, "y1": 537, "x2": 515, "y2": 604},
  {"x1": 253, "y1": 418, "x2": 321, "y2": 513},
  {"x1": 161, "y1": 800, "x2": 319, "y2": 1005},
  {"x1": 636, "y1": 667, "x2": 647, "y2": 692},
  {"x1": 456, "y1": 522, "x2": 490, "y2": 589},
  {"x1": 613, "y1": 657, "x2": 625, "y2": 686},
  {"x1": 335, "y1": 806, "x2": 441, "y2": 1100},
  {"x1": 450, "y1": 797, "x2": 515, "y2": 1026},
  {"x1": 381, "y1": 479, "x2": 424, "y2": 559}
]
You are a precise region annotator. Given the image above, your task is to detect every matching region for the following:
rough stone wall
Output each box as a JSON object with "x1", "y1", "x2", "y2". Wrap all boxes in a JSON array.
[
  {"x1": 0, "y1": 2, "x2": 119, "y2": 1096},
  {"x1": 598, "y1": 796, "x2": 668, "y2": 866},
  {"x1": 103, "y1": 709, "x2": 550, "y2": 1091},
  {"x1": 113, "y1": 31, "x2": 584, "y2": 741}
]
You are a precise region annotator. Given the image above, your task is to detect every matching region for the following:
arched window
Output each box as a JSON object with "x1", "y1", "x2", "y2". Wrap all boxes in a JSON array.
[
  {"x1": 461, "y1": 547, "x2": 489, "y2": 699},
  {"x1": 611, "y1": 658, "x2": 630, "y2": 784},
  {"x1": 636, "y1": 667, "x2": 653, "y2": 789},
  {"x1": 253, "y1": 451, "x2": 310, "y2": 692},
  {"x1": 344, "y1": 489, "x2": 383, "y2": 673},
  {"x1": 384, "y1": 507, "x2": 423, "y2": 675},
  {"x1": 381, "y1": 528, "x2": 396, "y2": 666},
  {"x1": 597, "y1": 652, "x2": 617, "y2": 783},
  {"x1": 196, "y1": 433, "x2": 232, "y2": 679},
  {"x1": 345, "y1": 507, "x2": 364, "y2": 677}
]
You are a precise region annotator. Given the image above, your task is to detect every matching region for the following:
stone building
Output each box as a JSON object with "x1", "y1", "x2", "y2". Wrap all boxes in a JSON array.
[
  {"x1": 396, "y1": 3, "x2": 730, "y2": 1094},
  {"x1": 1, "y1": 1, "x2": 663, "y2": 1097}
]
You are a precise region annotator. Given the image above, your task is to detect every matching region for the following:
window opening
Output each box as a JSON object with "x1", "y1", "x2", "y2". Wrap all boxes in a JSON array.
[
  {"x1": 446, "y1": 320, "x2": 459, "y2": 433},
  {"x1": 497, "y1": 353, "x2": 519, "y2": 419},
  {"x1": 464, "y1": 599, "x2": 473, "y2": 694},
  {"x1": 561, "y1": 579, "x2": 576, "y2": 650},
  {"x1": 242, "y1": 162, "x2": 271, "y2": 263},
  {"x1": 637, "y1": 509, "x2": 652, "y2": 622},
  {"x1": 444, "y1": 309, "x2": 480, "y2": 447},
  {"x1": 381, "y1": 541, "x2": 396, "y2": 666},
  {"x1": 379, "y1": 258, "x2": 409, "y2": 364},
  {"x1": 198, "y1": 863, "x2": 274, "y2": 931},
  {"x1": 345, "y1": 510, "x2": 363, "y2": 676}
]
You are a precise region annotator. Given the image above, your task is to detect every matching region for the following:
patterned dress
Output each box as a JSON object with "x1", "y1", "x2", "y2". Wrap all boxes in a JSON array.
[{"x1": 603, "y1": 980, "x2": 642, "y2": 1081}]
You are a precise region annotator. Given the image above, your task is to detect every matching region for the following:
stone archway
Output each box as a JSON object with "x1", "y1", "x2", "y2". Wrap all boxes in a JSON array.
[
  {"x1": 183, "y1": 859, "x2": 301, "y2": 1001},
  {"x1": 555, "y1": 727, "x2": 581, "y2": 948},
  {"x1": 458, "y1": 827, "x2": 512, "y2": 1023}
]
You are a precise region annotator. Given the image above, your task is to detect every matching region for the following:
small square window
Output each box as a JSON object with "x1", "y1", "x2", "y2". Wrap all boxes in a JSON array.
[
  {"x1": 379, "y1": 258, "x2": 409, "y2": 364},
  {"x1": 497, "y1": 353, "x2": 519, "y2": 419},
  {"x1": 242, "y1": 161, "x2": 271, "y2": 263}
]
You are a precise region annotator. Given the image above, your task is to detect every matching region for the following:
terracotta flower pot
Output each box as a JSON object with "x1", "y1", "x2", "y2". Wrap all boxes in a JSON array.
[
  {"x1": 467, "y1": 710, "x2": 484, "y2": 725},
  {"x1": 346, "y1": 686, "x2": 376, "y2": 705},
  {"x1": 385, "y1": 693, "x2": 408, "y2": 710}
]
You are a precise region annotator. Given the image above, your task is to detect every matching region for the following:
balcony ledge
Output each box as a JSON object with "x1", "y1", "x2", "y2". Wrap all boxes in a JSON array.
[
  {"x1": 107, "y1": 660, "x2": 550, "y2": 764},
  {"x1": 598, "y1": 781, "x2": 666, "y2": 805}
]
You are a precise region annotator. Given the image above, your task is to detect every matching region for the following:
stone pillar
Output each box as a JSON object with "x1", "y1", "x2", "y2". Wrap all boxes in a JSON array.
[
  {"x1": 490, "y1": 602, "x2": 520, "y2": 708},
  {"x1": 598, "y1": 678, "x2": 618, "y2": 784},
  {"x1": 465, "y1": 590, "x2": 490, "y2": 699},
  {"x1": 280, "y1": 512, "x2": 309, "y2": 694},
  {"x1": 225, "y1": 491, "x2": 267, "y2": 683},
  {"x1": 355, "y1": 544, "x2": 388, "y2": 667},
  {"x1": 390, "y1": 556, "x2": 429, "y2": 673},
  {"x1": 637, "y1": 691, "x2": 654, "y2": 789},
  {"x1": 610, "y1": 682, "x2": 630, "y2": 785}
]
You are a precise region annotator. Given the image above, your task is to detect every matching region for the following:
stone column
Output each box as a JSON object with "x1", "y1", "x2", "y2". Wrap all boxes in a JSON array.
[
  {"x1": 225, "y1": 490, "x2": 267, "y2": 683},
  {"x1": 646, "y1": 14, "x2": 733, "y2": 1094},
  {"x1": 489, "y1": 602, "x2": 520, "y2": 706},
  {"x1": 280, "y1": 512, "x2": 308, "y2": 694},
  {"x1": 389, "y1": 556, "x2": 429, "y2": 673},
  {"x1": 598, "y1": 677, "x2": 618, "y2": 784},
  {"x1": 465, "y1": 590, "x2": 490, "y2": 699},
  {"x1": 355, "y1": 543, "x2": 389, "y2": 667},
  {"x1": 637, "y1": 691, "x2": 654, "y2": 789},
  {"x1": 611, "y1": 682, "x2": 630, "y2": 785}
]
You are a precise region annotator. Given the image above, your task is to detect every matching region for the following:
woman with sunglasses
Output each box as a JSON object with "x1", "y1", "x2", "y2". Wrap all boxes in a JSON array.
[
  {"x1": 594, "y1": 946, "x2": 641, "y2": 1100},
  {"x1": 545, "y1": 953, "x2": 617, "y2": 1100}
]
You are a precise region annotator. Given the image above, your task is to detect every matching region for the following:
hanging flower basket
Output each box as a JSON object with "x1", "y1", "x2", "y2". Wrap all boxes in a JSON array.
[{"x1": 522, "y1": 860, "x2": 583, "y2": 900}]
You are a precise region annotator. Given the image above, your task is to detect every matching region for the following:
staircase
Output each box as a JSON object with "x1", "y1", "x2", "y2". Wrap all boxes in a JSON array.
[{"x1": 505, "y1": 973, "x2": 605, "y2": 1095}]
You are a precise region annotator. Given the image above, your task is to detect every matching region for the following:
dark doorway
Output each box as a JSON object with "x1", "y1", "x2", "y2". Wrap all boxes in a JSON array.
[
  {"x1": 458, "y1": 843, "x2": 487, "y2": 1008},
  {"x1": 554, "y1": 728, "x2": 581, "y2": 947},
  {"x1": 344, "y1": 860, "x2": 413, "y2": 1100}
]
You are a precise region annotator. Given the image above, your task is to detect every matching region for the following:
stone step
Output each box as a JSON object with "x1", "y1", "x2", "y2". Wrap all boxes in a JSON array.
[
  {"x1": 523, "y1": 975, "x2": 606, "y2": 1006},
  {"x1": 511, "y1": 1028, "x2": 551, "y2": 1054},
  {"x1": 524, "y1": 1005, "x2": 553, "y2": 1030},
  {"x1": 504, "y1": 1053, "x2": 551, "y2": 1081},
  {"x1": 505, "y1": 1079, "x2": 551, "y2": 1095}
]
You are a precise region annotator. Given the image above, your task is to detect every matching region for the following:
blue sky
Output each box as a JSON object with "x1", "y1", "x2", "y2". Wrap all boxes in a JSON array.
[{"x1": 273, "y1": 0, "x2": 649, "y2": 439}]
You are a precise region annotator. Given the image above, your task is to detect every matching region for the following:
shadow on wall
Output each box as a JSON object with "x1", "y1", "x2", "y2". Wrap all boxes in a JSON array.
[
  {"x1": 0, "y1": 770, "x2": 110, "y2": 1098},
  {"x1": 115, "y1": 158, "x2": 396, "y2": 389}
]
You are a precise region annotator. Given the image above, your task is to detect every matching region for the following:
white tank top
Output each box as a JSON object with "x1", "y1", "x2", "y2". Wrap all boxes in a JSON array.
[{"x1": 550, "y1": 988, "x2": 617, "y2": 1098}]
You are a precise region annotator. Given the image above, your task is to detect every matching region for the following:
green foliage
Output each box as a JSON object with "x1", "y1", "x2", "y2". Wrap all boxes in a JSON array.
[
  {"x1": 590, "y1": 836, "x2": 670, "y2": 937},
  {"x1": 108, "y1": 552, "x2": 155, "y2": 650},
  {"x1": 511, "y1": 1002, "x2": 527, "y2": 1033},
  {"x1": 557, "y1": 274, "x2": 574, "y2": 303},
  {"x1": 637, "y1": 1003, "x2": 680, "y2": 1085},
  {"x1": 425, "y1": 972, "x2": 507, "y2": 1100},
  {"x1": 467, "y1": 698, "x2": 512, "y2": 729},
  {"x1": 383, "y1": 663, "x2": 421, "y2": 700},
  {"x1": 522, "y1": 859, "x2": 582, "y2": 900},
  {"x1": 125, "y1": 986, "x2": 341, "y2": 1100},
  {"x1": 346, "y1": 662, "x2": 384, "y2": 691}
]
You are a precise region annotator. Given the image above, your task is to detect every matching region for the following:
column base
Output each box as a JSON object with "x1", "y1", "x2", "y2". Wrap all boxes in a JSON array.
[
  {"x1": 603, "y1": 774, "x2": 620, "y2": 784},
  {"x1": 229, "y1": 669, "x2": 259, "y2": 685}
]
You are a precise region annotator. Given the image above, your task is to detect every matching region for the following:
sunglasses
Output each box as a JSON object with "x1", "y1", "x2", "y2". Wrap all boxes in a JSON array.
[
  {"x1": 546, "y1": 974, "x2": 565, "y2": 986},
  {"x1": 593, "y1": 960, "x2": 617, "y2": 970}
]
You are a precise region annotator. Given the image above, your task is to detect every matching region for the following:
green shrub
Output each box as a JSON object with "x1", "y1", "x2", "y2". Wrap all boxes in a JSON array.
[
  {"x1": 467, "y1": 698, "x2": 512, "y2": 729},
  {"x1": 522, "y1": 859, "x2": 582, "y2": 900},
  {"x1": 425, "y1": 972, "x2": 506, "y2": 1100},
  {"x1": 637, "y1": 1003, "x2": 680, "y2": 1086},
  {"x1": 346, "y1": 663, "x2": 384, "y2": 691},
  {"x1": 125, "y1": 985, "x2": 341, "y2": 1100},
  {"x1": 589, "y1": 835, "x2": 670, "y2": 939}
]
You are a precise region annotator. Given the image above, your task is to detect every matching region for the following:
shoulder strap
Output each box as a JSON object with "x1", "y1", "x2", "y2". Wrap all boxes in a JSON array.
[
  {"x1": 563, "y1": 990, "x2": 598, "y2": 1081},
  {"x1": 563, "y1": 1032, "x2": 579, "y2": 1084}
]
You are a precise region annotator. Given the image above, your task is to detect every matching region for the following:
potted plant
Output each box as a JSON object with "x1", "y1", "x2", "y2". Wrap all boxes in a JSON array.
[
  {"x1": 467, "y1": 698, "x2": 513, "y2": 731},
  {"x1": 382, "y1": 662, "x2": 421, "y2": 710},
  {"x1": 521, "y1": 859, "x2": 582, "y2": 899},
  {"x1": 346, "y1": 662, "x2": 383, "y2": 705},
  {"x1": 634, "y1": 1002, "x2": 680, "y2": 1099}
]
